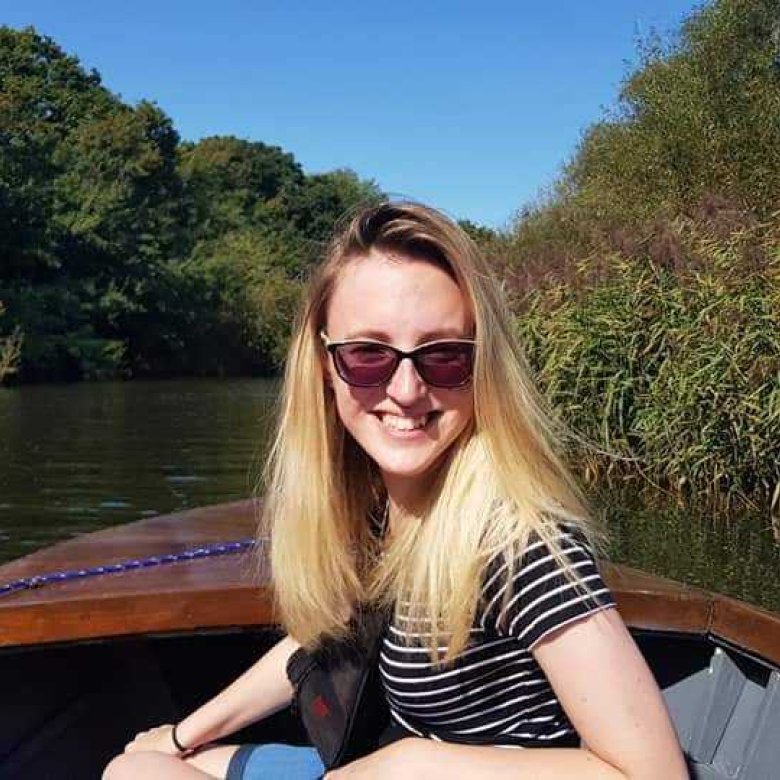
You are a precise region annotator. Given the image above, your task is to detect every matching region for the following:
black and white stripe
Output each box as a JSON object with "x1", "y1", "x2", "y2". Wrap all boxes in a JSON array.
[{"x1": 379, "y1": 526, "x2": 615, "y2": 747}]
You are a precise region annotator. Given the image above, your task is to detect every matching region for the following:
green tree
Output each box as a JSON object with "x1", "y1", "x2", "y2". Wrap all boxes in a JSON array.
[
  {"x1": 565, "y1": 0, "x2": 780, "y2": 223},
  {"x1": 458, "y1": 219, "x2": 498, "y2": 244},
  {"x1": 277, "y1": 168, "x2": 382, "y2": 245},
  {"x1": 0, "y1": 26, "x2": 383, "y2": 381},
  {"x1": 187, "y1": 229, "x2": 303, "y2": 372},
  {"x1": 0, "y1": 26, "x2": 116, "y2": 277},
  {"x1": 53, "y1": 100, "x2": 183, "y2": 277},
  {"x1": 178, "y1": 136, "x2": 304, "y2": 243}
]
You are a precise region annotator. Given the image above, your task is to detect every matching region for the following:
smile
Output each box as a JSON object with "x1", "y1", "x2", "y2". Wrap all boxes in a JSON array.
[{"x1": 377, "y1": 411, "x2": 440, "y2": 432}]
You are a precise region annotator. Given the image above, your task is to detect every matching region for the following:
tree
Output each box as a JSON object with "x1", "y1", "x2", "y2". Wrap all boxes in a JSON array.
[
  {"x1": 178, "y1": 136, "x2": 304, "y2": 243},
  {"x1": 185, "y1": 229, "x2": 303, "y2": 372},
  {"x1": 0, "y1": 26, "x2": 116, "y2": 277},
  {"x1": 278, "y1": 168, "x2": 382, "y2": 244},
  {"x1": 565, "y1": 0, "x2": 780, "y2": 222},
  {"x1": 53, "y1": 100, "x2": 183, "y2": 278},
  {"x1": 0, "y1": 27, "x2": 384, "y2": 380}
]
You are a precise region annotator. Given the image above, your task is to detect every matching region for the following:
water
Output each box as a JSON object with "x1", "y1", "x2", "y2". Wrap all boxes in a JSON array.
[
  {"x1": 0, "y1": 379, "x2": 277, "y2": 559},
  {"x1": 602, "y1": 488, "x2": 780, "y2": 612},
  {"x1": 1, "y1": 379, "x2": 778, "y2": 611}
]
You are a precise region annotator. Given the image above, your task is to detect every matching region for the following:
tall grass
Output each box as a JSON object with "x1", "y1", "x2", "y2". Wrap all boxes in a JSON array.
[
  {"x1": 487, "y1": 0, "x2": 780, "y2": 518},
  {"x1": 0, "y1": 302, "x2": 23, "y2": 384},
  {"x1": 515, "y1": 217, "x2": 780, "y2": 515}
]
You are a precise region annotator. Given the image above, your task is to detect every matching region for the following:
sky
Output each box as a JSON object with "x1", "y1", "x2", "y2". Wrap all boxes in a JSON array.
[{"x1": 4, "y1": 1, "x2": 702, "y2": 228}]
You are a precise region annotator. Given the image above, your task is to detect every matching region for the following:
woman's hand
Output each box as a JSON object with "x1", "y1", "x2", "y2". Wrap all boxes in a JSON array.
[{"x1": 123, "y1": 724, "x2": 182, "y2": 755}]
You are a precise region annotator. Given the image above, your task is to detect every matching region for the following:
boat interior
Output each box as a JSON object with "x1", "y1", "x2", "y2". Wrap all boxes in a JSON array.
[
  {"x1": 2, "y1": 627, "x2": 779, "y2": 780},
  {"x1": 2, "y1": 506, "x2": 779, "y2": 778}
]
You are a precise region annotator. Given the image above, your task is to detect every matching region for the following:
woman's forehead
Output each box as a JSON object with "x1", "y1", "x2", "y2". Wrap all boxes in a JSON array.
[{"x1": 326, "y1": 250, "x2": 473, "y2": 340}]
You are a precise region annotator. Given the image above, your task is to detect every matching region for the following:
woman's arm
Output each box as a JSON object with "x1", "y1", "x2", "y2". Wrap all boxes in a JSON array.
[
  {"x1": 327, "y1": 738, "x2": 624, "y2": 779},
  {"x1": 125, "y1": 633, "x2": 298, "y2": 755},
  {"x1": 532, "y1": 606, "x2": 687, "y2": 778},
  {"x1": 327, "y1": 609, "x2": 688, "y2": 779}
]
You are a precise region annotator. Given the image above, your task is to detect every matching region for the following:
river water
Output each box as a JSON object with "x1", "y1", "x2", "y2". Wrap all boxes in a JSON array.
[{"x1": 1, "y1": 379, "x2": 778, "y2": 611}]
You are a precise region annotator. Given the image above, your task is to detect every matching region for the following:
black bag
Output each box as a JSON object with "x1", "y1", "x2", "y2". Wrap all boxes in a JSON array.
[{"x1": 286, "y1": 607, "x2": 391, "y2": 770}]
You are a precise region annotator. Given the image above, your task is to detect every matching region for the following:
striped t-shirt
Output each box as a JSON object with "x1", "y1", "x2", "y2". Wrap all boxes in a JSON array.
[{"x1": 378, "y1": 525, "x2": 615, "y2": 747}]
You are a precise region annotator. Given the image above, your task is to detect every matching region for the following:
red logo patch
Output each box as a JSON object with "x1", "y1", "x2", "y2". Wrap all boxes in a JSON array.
[{"x1": 312, "y1": 695, "x2": 331, "y2": 718}]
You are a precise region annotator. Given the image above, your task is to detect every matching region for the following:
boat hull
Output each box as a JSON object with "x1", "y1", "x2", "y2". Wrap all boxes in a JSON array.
[{"x1": 1, "y1": 502, "x2": 778, "y2": 779}]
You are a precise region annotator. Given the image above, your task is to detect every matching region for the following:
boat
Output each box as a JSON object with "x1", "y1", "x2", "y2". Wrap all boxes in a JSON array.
[{"x1": 1, "y1": 501, "x2": 779, "y2": 779}]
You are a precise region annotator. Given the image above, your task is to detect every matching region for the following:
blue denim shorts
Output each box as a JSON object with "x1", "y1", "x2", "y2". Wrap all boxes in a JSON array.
[{"x1": 225, "y1": 743, "x2": 325, "y2": 780}]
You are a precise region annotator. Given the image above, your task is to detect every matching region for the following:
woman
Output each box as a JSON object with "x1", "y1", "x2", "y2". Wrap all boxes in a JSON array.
[{"x1": 104, "y1": 202, "x2": 687, "y2": 779}]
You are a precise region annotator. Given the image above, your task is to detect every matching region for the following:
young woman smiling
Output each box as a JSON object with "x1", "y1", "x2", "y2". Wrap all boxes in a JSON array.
[{"x1": 104, "y1": 203, "x2": 687, "y2": 780}]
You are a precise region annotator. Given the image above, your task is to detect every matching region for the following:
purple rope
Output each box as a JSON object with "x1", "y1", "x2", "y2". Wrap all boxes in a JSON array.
[{"x1": 0, "y1": 538, "x2": 258, "y2": 598}]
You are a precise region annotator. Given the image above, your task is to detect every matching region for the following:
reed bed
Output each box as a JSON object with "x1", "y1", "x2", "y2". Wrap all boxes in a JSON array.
[{"x1": 515, "y1": 217, "x2": 780, "y2": 516}]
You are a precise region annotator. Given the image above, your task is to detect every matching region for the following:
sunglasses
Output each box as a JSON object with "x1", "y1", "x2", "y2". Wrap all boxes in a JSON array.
[{"x1": 320, "y1": 332, "x2": 475, "y2": 388}]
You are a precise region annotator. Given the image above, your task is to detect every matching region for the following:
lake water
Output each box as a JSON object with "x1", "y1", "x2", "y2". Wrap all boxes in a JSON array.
[{"x1": 1, "y1": 379, "x2": 778, "y2": 611}]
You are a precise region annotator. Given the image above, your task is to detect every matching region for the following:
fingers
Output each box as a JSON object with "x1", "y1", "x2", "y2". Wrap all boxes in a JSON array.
[{"x1": 122, "y1": 724, "x2": 176, "y2": 754}]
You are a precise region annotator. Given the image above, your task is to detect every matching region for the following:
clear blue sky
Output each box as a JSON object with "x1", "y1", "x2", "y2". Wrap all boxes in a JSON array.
[{"x1": 5, "y1": 1, "x2": 700, "y2": 228}]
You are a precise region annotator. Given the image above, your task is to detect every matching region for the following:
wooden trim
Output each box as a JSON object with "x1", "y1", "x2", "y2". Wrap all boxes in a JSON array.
[
  {"x1": 602, "y1": 562, "x2": 713, "y2": 634},
  {"x1": 603, "y1": 561, "x2": 780, "y2": 665},
  {"x1": 0, "y1": 501, "x2": 266, "y2": 647},
  {"x1": 1, "y1": 502, "x2": 779, "y2": 664},
  {"x1": 0, "y1": 586, "x2": 275, "y2": 647},
  {"x1": 710, "y1": 595, "x2": 780, "y2": 666}
]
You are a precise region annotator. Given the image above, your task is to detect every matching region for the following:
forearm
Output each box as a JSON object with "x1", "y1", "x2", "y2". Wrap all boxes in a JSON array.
[
  {"x1": 175, "y1": 634, "x2": 298, "y2": 750},
  {"x1": 348, "y1": 738, "x2": 680, "y2": 780}
]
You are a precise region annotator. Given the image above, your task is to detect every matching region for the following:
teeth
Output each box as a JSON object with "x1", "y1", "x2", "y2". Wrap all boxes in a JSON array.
[{"x1": 380, "y1": 413, "x2": 430, "y2": 431}]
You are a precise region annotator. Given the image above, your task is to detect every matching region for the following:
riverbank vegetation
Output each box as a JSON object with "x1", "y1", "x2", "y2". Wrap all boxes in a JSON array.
[
  {"x1": 495, "y1": 0, "x2": 780, "y2": 514},
  {"x1": 0, "y1": 302, "x2": 22, "y2": 381},
  {"x1": 1, "y1": 1, "x2": 778, "y2": 515},
  {"x1": 517, "y1": 219, "x2": 779, "y2": 514}
]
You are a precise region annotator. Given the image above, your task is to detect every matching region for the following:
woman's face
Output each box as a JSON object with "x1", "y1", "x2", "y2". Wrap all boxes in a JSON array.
[{"x1": 324, "y1": 249, "x2": 475, "y2": 502}]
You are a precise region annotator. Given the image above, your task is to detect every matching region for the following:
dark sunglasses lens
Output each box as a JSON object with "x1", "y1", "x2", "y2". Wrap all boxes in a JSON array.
[
  {"x1": 334, "y1": 343, "x2": 398, "y2": 386},
  {"x1": 416, "y1": 344, "x2": 474, "y2": 387}
]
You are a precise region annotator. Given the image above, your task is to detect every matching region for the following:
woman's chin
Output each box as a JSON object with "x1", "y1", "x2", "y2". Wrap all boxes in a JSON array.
[{"x1": 374, "y1": 447, "x2": 448, "y2": 486}]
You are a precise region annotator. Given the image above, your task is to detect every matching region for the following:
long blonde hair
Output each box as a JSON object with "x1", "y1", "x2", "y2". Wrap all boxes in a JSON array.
[{"x1": 262, "y1": 202, "x2": 600, "y2": 659}]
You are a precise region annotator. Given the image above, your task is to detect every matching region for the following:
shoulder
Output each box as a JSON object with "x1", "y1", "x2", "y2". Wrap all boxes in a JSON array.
[
  {"x1": 520, "y1": 522, "x2": 596, "y2": 565},
  {"x1": 479, "y1": 522, "x2": 614, "y2": 649}
]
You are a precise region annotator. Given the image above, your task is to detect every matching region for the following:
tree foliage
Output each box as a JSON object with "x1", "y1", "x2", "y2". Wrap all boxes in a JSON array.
[
  {"x1": 178, "y1": 136, "x2": 304, "y2": 243},
  {"x1": 507, "y1": 0, "x2": 780, "y2": 264},
  {"x1": 0, "y1": 27, "x2": 382, "y2": 381}
]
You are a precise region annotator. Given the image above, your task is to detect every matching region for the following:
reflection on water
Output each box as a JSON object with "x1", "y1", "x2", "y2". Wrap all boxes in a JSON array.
[
  {"x1": 0, "y1": 379, "x2": 277, "y2": 560},
  {"x1": 0, "y1": 379, "x2": 778, "y2": 612},
  {"x1": 600, "y1": 487, "x2": 780, "y2": 612}
]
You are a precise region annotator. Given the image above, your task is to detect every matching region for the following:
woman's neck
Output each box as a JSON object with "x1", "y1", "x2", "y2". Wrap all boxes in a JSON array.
[
  {"x1": 383, "y1": 473, "x2": 436, "y2": 536},
  {"x1": 387, "y1": 488, "x2": 428, "y2": 536},
  {"x1": 386, "y1": 497, "x2": 414, "y2": 537}
]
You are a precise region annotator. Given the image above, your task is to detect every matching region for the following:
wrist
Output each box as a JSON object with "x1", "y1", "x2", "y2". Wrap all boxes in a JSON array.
[{"x1": 171, "y1": 722, "x2": 194, "y2": 755}]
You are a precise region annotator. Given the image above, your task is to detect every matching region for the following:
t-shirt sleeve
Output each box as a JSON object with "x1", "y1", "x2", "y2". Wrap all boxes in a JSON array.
[{"x1": 480, "y1": 525, "x2": 615, "y2": 650}]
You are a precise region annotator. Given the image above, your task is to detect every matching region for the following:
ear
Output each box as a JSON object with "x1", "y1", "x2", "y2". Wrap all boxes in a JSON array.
[{"x1": 320, "y1": 346, "x2": 333, "y2": 388}]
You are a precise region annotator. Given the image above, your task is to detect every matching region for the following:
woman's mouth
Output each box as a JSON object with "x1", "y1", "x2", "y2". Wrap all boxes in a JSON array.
[{"x1": 376, "y1": 411, "x2": 440, "y2": 433}]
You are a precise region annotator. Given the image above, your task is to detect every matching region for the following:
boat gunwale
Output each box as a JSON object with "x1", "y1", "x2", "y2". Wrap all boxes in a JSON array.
[{"x1": 1, "y1": 502, "x2": 779, "y2": 666}]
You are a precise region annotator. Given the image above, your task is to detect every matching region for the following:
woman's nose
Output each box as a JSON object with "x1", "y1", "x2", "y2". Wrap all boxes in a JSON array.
[{"x1": 385, "y1": 357, "x2": 428, "y2": 405}]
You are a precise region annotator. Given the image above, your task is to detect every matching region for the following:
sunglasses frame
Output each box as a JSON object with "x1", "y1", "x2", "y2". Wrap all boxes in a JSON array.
[{"x1": 320, "y1": 331, "x2": 476, "y2": 389}]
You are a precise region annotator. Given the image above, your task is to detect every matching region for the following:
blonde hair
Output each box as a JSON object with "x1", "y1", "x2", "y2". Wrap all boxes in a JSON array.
[{"x1": 262, "y1": 202, "x2": 600, "y2": 660}]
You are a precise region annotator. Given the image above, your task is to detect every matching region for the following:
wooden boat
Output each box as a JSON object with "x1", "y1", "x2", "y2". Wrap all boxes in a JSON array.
[{"x1": 1, "y1": 501, "x2": 779, "y2": 779}]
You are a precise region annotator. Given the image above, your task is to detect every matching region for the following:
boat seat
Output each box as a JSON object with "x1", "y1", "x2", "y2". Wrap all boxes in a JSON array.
[{"x1": 661, "y1": 643, "x2": 780, "y2": 779}]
